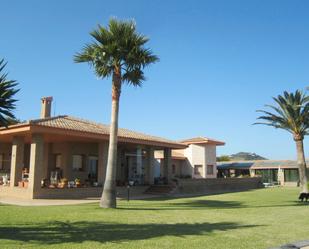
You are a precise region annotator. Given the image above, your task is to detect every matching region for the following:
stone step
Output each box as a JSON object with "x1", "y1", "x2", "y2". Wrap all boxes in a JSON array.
[{"x1": 144, "y1": 185, "x2": 176, "y2": 195}]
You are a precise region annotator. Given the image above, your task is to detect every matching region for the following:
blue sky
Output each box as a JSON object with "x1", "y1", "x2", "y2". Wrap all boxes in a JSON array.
[{"x1": 1, "y1": 0, "x2": 309, "y2": 159}]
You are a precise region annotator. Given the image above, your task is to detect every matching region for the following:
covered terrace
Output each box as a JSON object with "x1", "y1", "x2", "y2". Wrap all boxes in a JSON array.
[{"x1": 0, "y1": 115, "x2": 186, "y2": 199}]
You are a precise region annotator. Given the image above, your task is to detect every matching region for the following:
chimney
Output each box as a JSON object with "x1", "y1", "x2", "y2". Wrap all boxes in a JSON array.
[{"x1": 40, "y1": 96, "x2": 53, "y2": 118}]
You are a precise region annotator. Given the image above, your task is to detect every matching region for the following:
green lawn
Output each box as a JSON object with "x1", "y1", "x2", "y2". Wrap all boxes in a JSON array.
[{"x1": 0, "y1": 188, "x2": 308, "y2": 249}]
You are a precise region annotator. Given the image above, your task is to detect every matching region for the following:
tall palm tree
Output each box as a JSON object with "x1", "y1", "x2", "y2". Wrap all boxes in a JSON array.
[
  {"x1": 74, "y1": 19, "x2": 158, "y2": 208},
  {"x1": 255, "y1": 90, "x2": 309, "y2": 193},
  {"x1": 0, "y1": 59, "x2": 19, "y2": 127}
]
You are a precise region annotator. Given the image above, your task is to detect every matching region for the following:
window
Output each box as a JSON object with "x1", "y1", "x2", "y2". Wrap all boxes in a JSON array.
[
  {"x1": 284, "y1": 169, "x2": 299, "y2": 182},
  {"x1": 72, "y1": 155, "x2": 83, "y2": 171},
  {"x1": 256, "y1": 169, "x2": 278, "y2": 183},
  {"x1": 194, "y1": 165, "x2": 203, "y2": 176},
  {"x1": 55, "y1": 154, "x2": 62, "y2": 168},
  {"x1": 207, "y1": 165, "x2": 214, "y2": 175}
]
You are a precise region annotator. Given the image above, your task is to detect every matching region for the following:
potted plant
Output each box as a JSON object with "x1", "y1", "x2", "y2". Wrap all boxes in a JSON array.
[
  {"x1": 75, "y1": 178, "x2": 81, "y2": 187},
  {"x1": 23, "y1": 180, "x2": 29, "y2": 188},
  {"x1": 48, "y1": 184, "x2": 56, "y2": 189},
  {"x1": 59, "y1": 178, "x2": 68, "y2": 188},
  {"x1": 41, "y1": 178, "x2": 48, "y2": 188}
]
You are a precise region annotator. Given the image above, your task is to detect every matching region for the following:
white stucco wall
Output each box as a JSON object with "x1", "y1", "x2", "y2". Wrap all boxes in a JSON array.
[
  {"x1": 184, "y1": 144, "x2": 205, "y2": 178},
  {"x1": 205, "y1": 145, "x2": 217, "y2": 178},
  {"x1": 183, "y1": 144, "x2": 218, "y2": 179},
  {"x1": 171, "y1": 159, "x2": 183, "y2": 177}
]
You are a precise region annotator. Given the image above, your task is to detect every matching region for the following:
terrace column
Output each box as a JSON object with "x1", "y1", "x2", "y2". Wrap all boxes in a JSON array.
[
  {"x1": 145, "y1": 147, "x2": 155, "y2": 185},
  {"x1": 98, "y1": 141, "x2": 108, "y2": 184},
  {"x1": 28, "y1": 134, "x2": 44, "y2": 198},
  {"x1": 136, "y1": 147, "x2": 143, "y2": 184},
  {"x1": 10, "y1": 136, "x2": 24, "y2": 187},
  {"x1": 278, "y1": 168, "x2": 285, "y2": 185},
  {"x1": 163, "y1": 148, "x2": 172, "y2": 184},
  {"x1": 249, "y1": 169, "x2": 255, "y2": 177}
]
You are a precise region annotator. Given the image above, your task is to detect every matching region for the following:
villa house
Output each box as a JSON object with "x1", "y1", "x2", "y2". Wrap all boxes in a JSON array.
[
  {"x1": 155, "y1": 137, "x2": 225, "y2": 180},
  {"x1": 0, "y1": 97, "x2": 225, "y2": 199}
]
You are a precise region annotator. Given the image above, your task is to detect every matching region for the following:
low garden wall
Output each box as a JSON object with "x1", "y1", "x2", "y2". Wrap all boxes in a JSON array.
[
  {"x1": 284, "y1": 181, "x2": 299, "y2": 187},
  {"x1": 1, "y1": 178, "x2": 262, "y2": 200},
  {"x1": 0, "y1": 186, "x2": 32, "y2": 199},
  {"x1": 0, "y1": 186, "x2": 149, "y2": 200},
  {"x1": 33, "y1": 186, "x2": 149, "y2": 199},
  {"x1": 175, "y1": 177, "x2": 263, "y2": 195}
]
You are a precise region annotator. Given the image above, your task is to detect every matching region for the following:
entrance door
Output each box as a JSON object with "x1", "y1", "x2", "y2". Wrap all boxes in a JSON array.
[{"x1": 88, "y1": 156, "x2": 98, "y2": 182}]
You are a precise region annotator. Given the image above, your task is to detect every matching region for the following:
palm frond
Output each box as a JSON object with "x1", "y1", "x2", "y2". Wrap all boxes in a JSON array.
[
  {"x1": 0, "y1": 59, "x2": 19, "y2": 127},
  {"x1": 122, "y1": 67, "x2": 145, "y2": 86},
  {"x1": 74, "y1": 18, "x2": 158, "y2": 86},
  {"x1": 255, "y1": 90, "x2": 309, "y2": 139}
]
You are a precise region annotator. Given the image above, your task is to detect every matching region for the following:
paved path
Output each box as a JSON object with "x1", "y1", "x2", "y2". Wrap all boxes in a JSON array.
[
  {"x1": 0, "y1": 194, "x2": 161, "y2": 206},
  {"x1": 0, "y1": 197, "x2": 100, "y2": 206},
  {"x1": 270, "y1": 240, "x2": 309, "y2": 249}
]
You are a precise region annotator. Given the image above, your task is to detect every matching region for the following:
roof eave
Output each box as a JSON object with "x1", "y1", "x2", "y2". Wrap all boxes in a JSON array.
[
  {"x1": 0, "y1": 124, "x2": 31, "y2": 135},
  {"x1": 182, "y1": 141, "x2": 225, "y2": 146},
  {"x1": 29, "y1": 124, "x2": 187, "y2": 149}
]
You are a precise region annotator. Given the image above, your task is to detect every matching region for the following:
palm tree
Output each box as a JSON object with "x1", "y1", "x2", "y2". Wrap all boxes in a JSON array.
[
  {"x1": 74, "y1": 19, "x2": 158, "y2": 208},
  {"x1": 255, "y1": 90, "x2": 309, "y2": 193},
  {"x1": 0, "y1": 59, "x2": 19, "y2": 127}
]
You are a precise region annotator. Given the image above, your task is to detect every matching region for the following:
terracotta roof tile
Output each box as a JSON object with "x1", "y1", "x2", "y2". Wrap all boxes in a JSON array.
[
  {"x1": 217, "y1": 160, "x2": 309, "y2": 169},
  {"x1": 28, "y1": 115, "x2": 185, "y2": 148},
  {"x1": 180, "y1": 136, "x2": 225, "y2": 146}
]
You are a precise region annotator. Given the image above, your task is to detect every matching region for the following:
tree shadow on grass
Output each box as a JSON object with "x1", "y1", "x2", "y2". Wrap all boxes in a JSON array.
[
  {"x1": 119, "y1": 199, "x2": 247, "y2": 210},
  {"x1": 0, "y1": 221, "x2": 261, "y2": 245},
  {"x1": 119, "y1": 198, "x2": 308, "y2": 211}
]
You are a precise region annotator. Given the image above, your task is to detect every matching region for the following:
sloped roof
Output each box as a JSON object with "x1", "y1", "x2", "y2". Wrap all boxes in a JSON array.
[
  {"x1": 1, "y1": 115, "x2": 186, "y2": 149},
  {"x1": 251, "y1": 160, "x2": 302, "y2": 169},
  {"x1": 217, "y1": 160, "x2": 309, "y2": 170},
  {"x1": 180, "y1": 136, "x2": 225, "y2": 146},
  {"x1": 217, "y1": 161, "x2": 254, "y2": 169}
]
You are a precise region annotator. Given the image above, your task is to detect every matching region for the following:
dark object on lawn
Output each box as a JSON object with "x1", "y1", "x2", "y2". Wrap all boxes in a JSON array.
[{"x1": 298, "y1": 192, "x2": 309, "y2": 202}]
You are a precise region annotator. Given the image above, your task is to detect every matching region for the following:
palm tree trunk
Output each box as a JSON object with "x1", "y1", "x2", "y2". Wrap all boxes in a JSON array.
[
  {"x1": 100, "y1": 70, "x2": 121, "y2": 208},
  {"x1": 295, "y1": 139, "x2": 308, "y2": 193}
]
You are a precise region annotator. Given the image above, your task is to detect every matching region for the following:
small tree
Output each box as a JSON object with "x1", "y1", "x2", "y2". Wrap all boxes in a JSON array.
[
  {"x1": 74, "y1": 19, "x2": 158, "y2": 208},
  {"x1": 217, "y1": 155, "x2": 230, "y2": 162},
  {"x1": 0, "y1": 59, "x2": 19, "y2": 127},
  {"x1": 255, "y1": 90, "x2": 309, "y2": 193}
]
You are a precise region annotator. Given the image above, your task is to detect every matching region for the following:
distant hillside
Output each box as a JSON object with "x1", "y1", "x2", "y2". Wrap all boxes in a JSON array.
[
  {"x1": 217, "y1": 152, "x2": 267, "y2": 161},
  {"x1": 229, "y1": 152, "x2": 267, "y2": 161}
]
